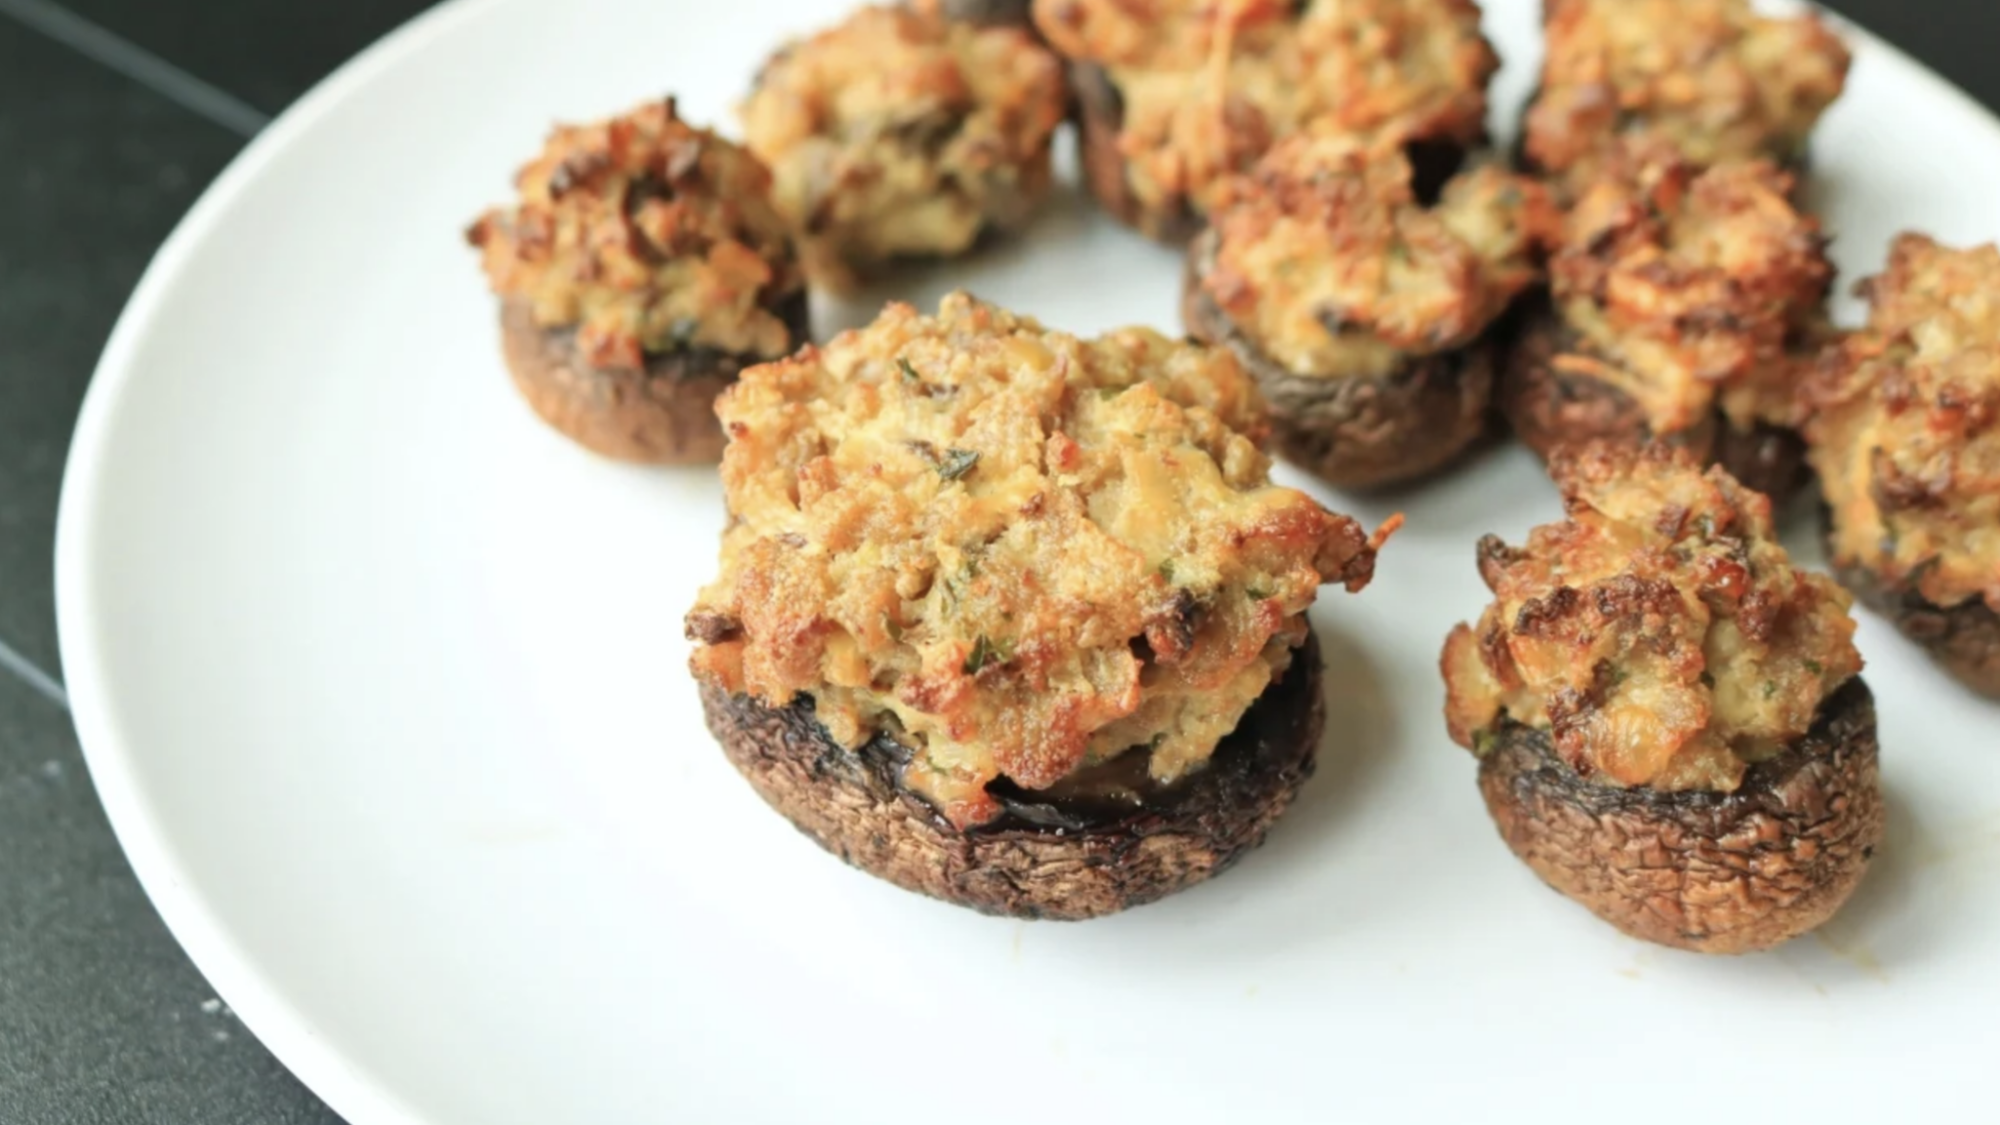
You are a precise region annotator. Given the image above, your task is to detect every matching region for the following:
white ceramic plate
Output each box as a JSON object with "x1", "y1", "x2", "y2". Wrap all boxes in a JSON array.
[{"x1": 54, "y1": 1, "x2": 2000, "y2": 1121}]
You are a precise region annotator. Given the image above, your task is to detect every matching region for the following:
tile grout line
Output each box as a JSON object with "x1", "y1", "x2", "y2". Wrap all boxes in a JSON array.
[
  {"x1": 0, "y1": 635, "x2": 68, "y2": 710},
  {"x1": 0, "y1": 0, "x2": 269, "y2": 138}
]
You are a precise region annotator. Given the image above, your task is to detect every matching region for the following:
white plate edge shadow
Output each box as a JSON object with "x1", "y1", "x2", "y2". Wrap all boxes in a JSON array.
[{"x1": 49, "y1": 2, "x2": 2000, "y2": 1124}]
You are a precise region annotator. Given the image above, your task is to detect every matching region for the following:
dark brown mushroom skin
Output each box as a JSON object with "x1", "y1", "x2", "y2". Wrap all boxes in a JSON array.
[
  {"x1": 1184, "y1": 230, "x2": 1496, "y2": 490},
  {"x1": 1071, "y1": 62, "x2": 1472, "y2": 245},
  {"x1": 922, "y1": 0, "x2": 1034, "y2": 30},
  {"x1": 1498, "y1": 295, "x2": 1809, "y2": 500},
  {"x1": 1475, "y1": 676, "x2": 1883, "y2": 955},
  {"x1": 698, "y1": 632, "x2": 1325, "y2": 920},
  {"x1": 498, "y1": 290, "x2": 808, "y2": 465},
  {"x1": 1825, "y1": 522, "x2": 2000, "y2": 700}
]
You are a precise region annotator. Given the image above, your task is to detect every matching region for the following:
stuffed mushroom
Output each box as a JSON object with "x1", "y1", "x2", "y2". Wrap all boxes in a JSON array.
[
  {"x1": 1440, "y1": 444, "x2": 1882, "y2": 954},
  {"x1": 740, "y1": 5, "x2": 1066, "y2": 289},
  {"x1": 1031, "y1": 0, "x2": 1497, "y2": 243},
  {"x1": 685, "y1": 292, "x2": 1395, "y2": 920},
  {"x1": 1804, "y1": 233, "x2": 2000, "y2": 699},
  {"x1": 1184, "y1": 135, "x2": 1553, "y2": 489},
  {"x1": 1522, "y1": 0, "x2": 1851, "y2": 189},
  {"x1": 465, "y1": 98, "x2": 807, "y2": 464},
  {"x1": 1500, "y1": 139, "x2": 1834, "y2": 499}
]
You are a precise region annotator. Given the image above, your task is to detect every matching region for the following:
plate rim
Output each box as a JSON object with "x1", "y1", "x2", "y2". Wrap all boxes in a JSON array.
[{"x1": 49, "y1": 3, "x2": 2000, "y2": 1123}]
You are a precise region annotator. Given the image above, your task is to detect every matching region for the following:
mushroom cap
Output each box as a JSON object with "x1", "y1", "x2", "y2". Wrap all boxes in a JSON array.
[
  {"x1": 1476, "y1": 676, "x2": 1884, "y2": 954},
  {"x1": 497, "y1": 292, "x2": 809, "y2": 464},
  {"x1": 699, "y1": 632, "x2": 1325, "y2": 920}
]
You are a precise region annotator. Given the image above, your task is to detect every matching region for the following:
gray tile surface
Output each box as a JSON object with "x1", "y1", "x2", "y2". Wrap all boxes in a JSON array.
[
  {"x1": 0, "y1": 18, "x2": 242, "y2": 678},
  {"x1": 0, "y1": 674, "x2": 342, "y2": 1123},
  {"x1": 54, "y1": 0, "x2": 438, "y2": 115},
  {"x1": 1830, "y1": 0, "x2": 2000, "y2": 109}
]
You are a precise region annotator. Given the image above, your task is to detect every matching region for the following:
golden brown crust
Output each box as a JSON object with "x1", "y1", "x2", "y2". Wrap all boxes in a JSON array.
[
  {"x1": 1478, "y1": 676, "x2": 1883, "y2": 954},
  {"x1": 1805, "y1": 234, "x2": 2000, "y2": 624},
  {"x1": 1500, "y1": 295, "x2": 1809, "y2": 499},
  {"x1": 686, "y1": 293, "x2": 1389, "y2": 828},
  {"x1": 741, "y1": 6, "x2": 1066, "y2": 287},
  {"x1": 1524, "y1": 0, "x2": 1851, "y2": 186},
  {"x1": 467, "y1": 98, "x2": 804, "y2": 372},
  {"x1": 1441, "y1": 443, "x2": 1862, "y2": 792},
  {"x1": 1034, "y1": 0, "x2": 1496, "y2": 235},
  {"x1": 498, "y1": 294, "x2": 809, "y2": 464},
  {"x1": 1547, "y1": 142, "x2": 1832, "y2": 438},
  {"x1": 1185, "y1": 231, "x2": 1497, "y2": 489},
  {"x1": 700, "y1": 630, "x2": 1324, "y2": 920},
  {"x1": 1197, "y1": 138, "x2": 1552, "y2": 380}
]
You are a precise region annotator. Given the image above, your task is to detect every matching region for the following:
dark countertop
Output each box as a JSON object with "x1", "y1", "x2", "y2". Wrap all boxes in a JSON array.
[{"x1": 1, "y1": 1, "x2": 1994, "y2": 1120}]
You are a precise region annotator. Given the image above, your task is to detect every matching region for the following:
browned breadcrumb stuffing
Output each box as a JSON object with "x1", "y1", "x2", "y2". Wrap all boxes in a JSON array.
[
  {"x1": 740, "y1": 6, "x2": 1065, "y2": 286},
  {"x1": 1203, "y1": 135, "x2": 1555, "y2": 379},
  {"x1": 1549, "y1": 139, "x2": 1832, "y2": 436},
  {"x1": 686, "y1": 292, "x2": 1392, "y2": 828},
  {"x1": 466, "y1": 98, "x2": 803, "y2": 372},
  {"x1": 1441, "y1": 443, "x2": 1862, "y2": 792},
  {"x1": 1033, "y1": 0, "x2": 1495, "y2": 219},
  {"x1": 1525, "y1": 0, "x2": 1850, "y2": 184},
  {"x1": 1807, "y1": 234, "x2": 2000, "y2": 613}
]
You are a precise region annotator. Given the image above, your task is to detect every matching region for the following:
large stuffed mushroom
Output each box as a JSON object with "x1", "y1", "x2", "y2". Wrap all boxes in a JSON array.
[
  {"x1": 1032, "y1": 0, "x2": 1498, "y2": 243},
  {"x1": 466, "y1": 98, "x2": 808, "y2": 464},
  {"x1": 1805, "y1": 233, "x2": 2000, "y2": 699},
  {"x1": 684, "y1": 293, "x2": 1395, "y2": 920},
  {"x1": 1500, "y1": 139, "x2": 1835, "y2": 500},
  {"x1": 1184, "y1": 135, "x2": 1553, "y2": 489},
  {"x1": 1440, "y1": 444, "x2": 1883, "y2": 954}
]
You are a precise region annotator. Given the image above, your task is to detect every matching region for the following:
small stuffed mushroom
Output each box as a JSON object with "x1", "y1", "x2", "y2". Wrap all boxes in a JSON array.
[
  {"x1": 1031, "y1": 0, "x2": 1497, "y2": 243},
  {"x1": 740, "y1": 6, "x2": 1066, "y2": 289},
  {"x1": 1804, "y1": 234, "x2": 2000, "y2": 699},
  {"x1": 465, "y1": 98, "x2": 807, "y2": 464},
  {"x1": 1522, "y1": 0, "x2": 1851, "y2": 189},
  {"x1": 1500, "y1": 140, "x2": 1835, "y2": 500},
  {"x1": 684, "y1": 292, "x2": 1396, "y2": 920},
  {"x1": 1440, "y1": 444, "x2": 1883, "y2": 954},
  {"x1": 1184, "y1": 136, "x2": 1554, "y2": 490}
]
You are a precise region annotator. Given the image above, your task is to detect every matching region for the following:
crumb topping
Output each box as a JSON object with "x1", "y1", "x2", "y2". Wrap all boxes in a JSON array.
[
  {"x1": 1549, "y1": 141, "x2": 1832, "y2": 435},
  {"x1": 466, "y1": 98, "x2": 803, "y2": 371},
  {"x1": 740, "y1": 6, "x2": 1066, "y2": 286},
  {"x1": 1441, "y1": 444, "x2": 1861, "y2": 791},
  {"x1": 1808, "y1": 234, "x2": 2000, "y2": 613},
  {"x1": 686, "y1": 292, "x2": 1390, "y2": 827},
  {"x1": 1525, "y1": 0, "x2": 1850, "y2": 183},
  {"x1": 1202, "y1": 135, "x2": 1554, "y2": 378},
  {"x1": 1034, "y1": 0, "x2": 1496, "y2": 219}
]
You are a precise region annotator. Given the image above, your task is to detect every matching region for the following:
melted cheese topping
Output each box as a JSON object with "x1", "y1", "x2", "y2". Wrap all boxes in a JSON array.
[
  {"x1": 687, "y1": 293, "x2": 1388, "y2": 827},
  {"x1": 1442, "y1": 444, "x2": 1861, "y2": 791},
  {"x1": 1203, "y1": 135, "x2": 1553, "y2": 379},
  {"x1": 1549, "y1": 141, "x2": 1831, "y2": 435},
  {"x1": 1034, "y1": 0, "x2": 1495, "y2": 220},
  {"x1": 466, "y1": 98, "x2": 803, "y2": 371},
  {"x1": 1526, "y1": 0, "x2": 1850, "y2": 184},
  {"x1": 1808, "y1": 234, "x2": 2000, "y2": 612},
  {"x1": 740, "y1": 6, "x2": 1066, "y2": 287}
]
